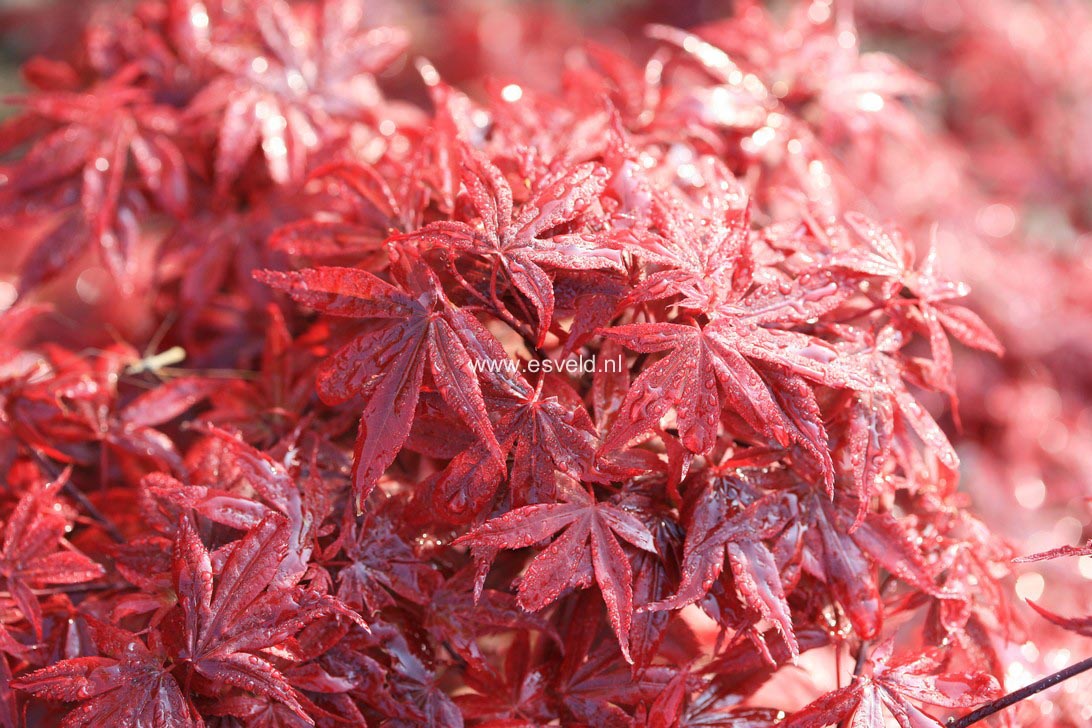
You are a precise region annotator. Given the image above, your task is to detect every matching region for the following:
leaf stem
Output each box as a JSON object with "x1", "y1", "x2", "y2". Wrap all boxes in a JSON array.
[{"x1": 948, "y1": 655, "x2": 1092, "y2": 728}]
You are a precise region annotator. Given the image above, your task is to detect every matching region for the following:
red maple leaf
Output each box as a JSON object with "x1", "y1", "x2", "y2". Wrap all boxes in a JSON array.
[
  {"x1": 410, "y1": 147, "x2": 623, "y2": 345},
  {"x1": 165, "y1": 514, "x2": 360, "y2": 721},
  {"x1": 803, "y1": 490, "x2": 943, "y2": 640},
  {"x1": 5, "y1": 64, "x2": 189, "y2": 293},
  {"x1": 0, "y1": 470, "x2": 104, "y2": 639},
  {"x1": 455, "y1": 487, "x2": 656, "y2": 663},
  {"x1": 187, "y1": 0, "x2": 408, "y2": 192},
  {"x1": 600, "y1": 314, "x2": 862, "y2": 489},
  {"x1": 432, "y1": 372, "x2": 601, "y2": 520},
  {"x1": 781, "y1": 642, "x2": 999, "y2": 728},
  {"x1": 646, "y1": 480, "x2": 799, "y2": 649},
  {"x1": 256, "y1": 261, "x2": 504, "y2": 507},
  {"x1": 14, "y1": 617, "x2": 200, "y2": 728}
]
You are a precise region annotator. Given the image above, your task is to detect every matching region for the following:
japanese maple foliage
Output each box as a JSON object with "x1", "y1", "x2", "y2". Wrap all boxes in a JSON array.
[{"x1": 0, "y1": 0, "x2": 1083, "y2": 726}]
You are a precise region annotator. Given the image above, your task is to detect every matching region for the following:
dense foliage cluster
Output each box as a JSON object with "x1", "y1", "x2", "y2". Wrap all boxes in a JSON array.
[{"x1": 0, "y1": 0, "x2": 1086, "y2": 726}]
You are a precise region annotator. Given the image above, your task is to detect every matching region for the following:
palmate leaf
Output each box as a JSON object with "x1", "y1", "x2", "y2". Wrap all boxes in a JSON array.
[
  {"x1": 548, "y1": 592, "x2": 676, "y2": 725},
  {"x1": 271, "y1": 160, "x2": 427, "y2": 260},
  {"x1": 0, "y1": 470, "x2": 104, "y2": 639},
  {"x1": 424, "y1": 568, "x2": 557, "y2": 672},
  {"x1": 256, "y1": 262, "x2": 504, "y2": 508},
  {"x1": 782, "y1": 642, "x2": 999, "y2": 728},
  {"x1": 616, "y1": 156, "x2": 754, "y2": 312},
  {"x1": 170, "y1": 514, "x2": 361, "y2": 723},
  {"x1": 201, "y1": 305, "x2": 317, "y2": 446},
  {"x1": 644, "y1": 671, "x2": 785, "y2": 727},
  {"x1": 643, "y1": 483, "x2": 799, "y2": 656},
  {"x1": 105, "y1": 376, "x2": 219, "y2": 474},
  {"x1": 804, "y1": 492, "x2": 943, "y2": 640},
  {"x1": 6, "y1": 65, "x2": 190, "y2": 294},
  {"x1": 14, "y1": 619, "x2": 199, "y2": 728},
  {"x1": 15, "y1": 516, "x2": 359, "y2": 727},
  {"x1": 188, "y1": 0, "x2": 409, "y2": 191},
  {"x1": 187, "y1": 425, "x2": 331, "y2": 584},
  {"x1": 600, "y1": 316, "x2": 863, "y2": 490},
  {"x1": 432, "y1": 373, "x2": 601, "y2": 520},
  {"x1": 334, "y1": 507, "x2": 442, "y2": 614},
  {"x1": 456, "y1": 631, "x2": 553, "y2": 725},
  {"x1": 408, "y1": 147, "x2": 622, "y2": 345},
  {"x1": 455, "y1": 488, "x2": 655, "y2": 663},
  {"x1": 0, "y1": 342, "x2": 216, "y2": 475}
]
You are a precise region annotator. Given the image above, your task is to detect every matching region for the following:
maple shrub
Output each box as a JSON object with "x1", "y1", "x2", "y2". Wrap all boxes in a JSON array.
[{"x1": 0, "y1": 0, "x2": 1088, "y2": 727}]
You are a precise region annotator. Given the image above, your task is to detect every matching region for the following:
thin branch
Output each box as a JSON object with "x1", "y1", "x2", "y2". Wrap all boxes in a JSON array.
[
  {"x1": 64, "y1": 482, "x2": 126, "y2": 543},
  {"x1": 852, "y1": 640, "x2": 871, "y2": 677},
  {"x1": 838, "y1": 642, "x2": 871, "y2": 728},
  {"x1": 948, "y1": 655, "x2": 1092, "y2": 728},
  {"x1": 1, "y1": 582, "x2": 125, "y2": 598},
  {"x1": 31, "y1": 450, "x2": 125, "y2": 544}
]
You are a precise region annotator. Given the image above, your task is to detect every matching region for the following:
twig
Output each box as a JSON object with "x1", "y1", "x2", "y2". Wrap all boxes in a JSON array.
[
  {"x1": 838, "y1": 642, "x2": 872, "y2": 728},
  {"x1": 948, "y1": 655, "x2": 1092, "y2": 728},
  {"x1": 1, "y1": 582, "x2": 124, "y2": 597},
  {"x1": 31, "y1": 451, "x2": 125, "y2": 544},
  {"x1": 852, "y1": 640, "x2": 871, "y2": 677},
  {"x1": 62, "y1": 480, "x2": 126, "y2": 543}
]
